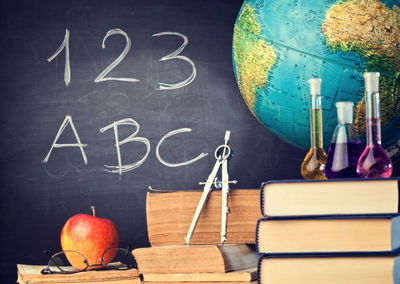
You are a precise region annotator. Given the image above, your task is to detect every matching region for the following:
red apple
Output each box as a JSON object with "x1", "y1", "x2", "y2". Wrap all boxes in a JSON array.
[{"x1": 60, "y1": 206, "x2": 119, "y2": 270}]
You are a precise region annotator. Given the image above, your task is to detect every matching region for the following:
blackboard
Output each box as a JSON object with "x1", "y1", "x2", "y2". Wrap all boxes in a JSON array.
[{"x1": 1, "y1": 0, "x2": 399, "y2": 282}]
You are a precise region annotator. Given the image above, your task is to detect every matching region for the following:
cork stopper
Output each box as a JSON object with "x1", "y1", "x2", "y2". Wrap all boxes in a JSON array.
[
  {"x1": 363, "y1": 72, "x2": 380, "y2": 93},
  {"x1": 308, "y1": 78, "x2": 322, "y2": 95}
]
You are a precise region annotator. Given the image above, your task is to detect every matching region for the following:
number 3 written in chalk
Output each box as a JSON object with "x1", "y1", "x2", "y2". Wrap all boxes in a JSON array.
[{"x1": 47, "y1": 28, "x2": 196, "y2": 90}]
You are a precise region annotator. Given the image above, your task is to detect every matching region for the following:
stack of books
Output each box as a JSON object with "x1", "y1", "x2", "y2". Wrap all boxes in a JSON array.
[
  {"x1": 256, "y1": 178, "x2": 400, "y2": 284},
  {"x1": 133, "y1": 188, "x2": 263, "y2": 283},
  {"x1": 16, "y1": 188, "x2": 262, "y2": 284}
]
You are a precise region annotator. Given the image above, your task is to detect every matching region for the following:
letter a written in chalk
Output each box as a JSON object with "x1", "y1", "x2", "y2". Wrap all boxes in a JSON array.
[{"x1": 43, "y1": 115, "x2": 88, "y2": 164}]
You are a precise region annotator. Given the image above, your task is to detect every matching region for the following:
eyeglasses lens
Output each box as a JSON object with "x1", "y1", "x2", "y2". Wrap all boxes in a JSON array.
[
  {"x1": 48, "y1": 251, "x2": 87, "y2": 273},
  {"x1": 101, "y1": 248, "x2": 136, "y2": 270}
]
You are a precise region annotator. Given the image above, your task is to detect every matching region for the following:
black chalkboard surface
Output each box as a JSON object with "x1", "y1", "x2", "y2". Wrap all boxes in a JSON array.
[{"x1": 0, "y1": 0, "x2": 398, "y2": 282}]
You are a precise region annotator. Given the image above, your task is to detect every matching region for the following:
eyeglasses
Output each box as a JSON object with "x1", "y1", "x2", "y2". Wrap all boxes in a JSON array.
[{"x1": 41, "y1": 247, "x2": 136, "y2": 274}]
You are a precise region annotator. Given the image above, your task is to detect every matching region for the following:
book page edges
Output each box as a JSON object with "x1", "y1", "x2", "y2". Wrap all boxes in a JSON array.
[
  {"x1": 219, "y1": 245, "x2": 258, "y2": 272},
  {"x1": 146, "y1": 189, "x2": 261, "y2": 246},
  {"x1": 257, "y1": 218, "x2": 392, "y2": 253},
  {"x1": 259, "y1": 256, "x2": 395, "y2": 284},
  {"x1": 263, "y1": 179, "x2": 399, "y2": 216},
  {"x1": 133, "y1": 245, "x2": 228, "y2": 273},
  {"x1": 142, "y1": 267, "x2": 257, "y2": 282},
  {"x1": 17, "y1": 264, "x2": 139, "y2": 283}
]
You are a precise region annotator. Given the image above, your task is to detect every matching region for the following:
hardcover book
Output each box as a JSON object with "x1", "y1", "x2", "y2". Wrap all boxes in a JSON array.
[
  {"x1": 260, "y1": 178, "x2": 400, "y2": 217},
  {"x1": 256, "y1": 215, "x2": 400, "y2": 254},
  {"x1": 132, "y1": 244, "x2": 258, "y2": 274},
  {"x1": 146, "y1": 189, "x2": 262, "y2": 246},
  {"x1": 141, "y1": 267, "x2": 257, "y2": 282},
  {"x1": 258, "y1": 254, "x2": 400, "y2": 284},
  {"x1": 16, "y1": 264, "x2": 139, "y2": 284},
  {"x1": 142, "y1": 282, "x2": 257, "y2": 284}
]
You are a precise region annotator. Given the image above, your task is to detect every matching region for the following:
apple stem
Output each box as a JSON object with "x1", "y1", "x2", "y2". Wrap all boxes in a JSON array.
[{"x1": 91, "y1": 206, "x2": 96, "y2": 217}]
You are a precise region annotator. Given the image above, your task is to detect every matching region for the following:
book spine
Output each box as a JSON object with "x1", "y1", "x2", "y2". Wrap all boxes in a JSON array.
[
  {"x1": 398, "y1": 179, "x2": 400, "y2": 215},
  {"x1": 392, "y1": 215, "x2": 400, "y2": 252},
  {"x1": 260, "y1": 182, "x2": 267, "y2": 217},
  {"x1": 257, "y1": 255, "x2": 263, "y2": 284},
  {"x1": 394, "y1": 255, "x2": 400, "y2": 284},
  {"x1": 255, "y1": 218, "x2": 268, "y2": 254}
]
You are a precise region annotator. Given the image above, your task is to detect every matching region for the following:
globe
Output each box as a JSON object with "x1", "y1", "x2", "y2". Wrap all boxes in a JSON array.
[{"x1": 232, "y1": 0, "x2": 400, "y2": 153}]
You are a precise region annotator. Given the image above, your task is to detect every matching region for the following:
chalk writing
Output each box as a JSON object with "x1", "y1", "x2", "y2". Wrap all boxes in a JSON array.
[
  {"x1": 43, "y1": 115, "x2": 88, "y2": 164},
  {"x1": 94, "y1": 29, "x2": 140, "y2": 83},
  {"x1": 156, "y1": 128, "x2": 208, "y2": 167},
  {"x1": 48, "y1": 29, "x2": 196, "y2": 89},
  {"x1": 43, "y1": 116, "x2": 207, "y2": 174},
  {"x1": 153, "y1": 32, "x2": 197, "y2": 90},
  {"x1": 99, "y1": 118, "x2": 150, "y2": 174},
  {"x1": 47, "y1": 29, "x2": 71, "y2": 86}
]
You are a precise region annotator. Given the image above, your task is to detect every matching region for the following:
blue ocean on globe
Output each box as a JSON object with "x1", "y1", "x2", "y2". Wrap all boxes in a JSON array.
[{"x1": 233, "y1": 0, "x2": 400, "y2": 151}]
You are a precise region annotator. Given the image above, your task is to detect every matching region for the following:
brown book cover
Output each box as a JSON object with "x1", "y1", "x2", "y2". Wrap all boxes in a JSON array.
[
  {"x1": 17, "y1": 264, "x2": 139, "y2": 284},
  {"x1": 146, "y1": 189, "x2": 262, "y2": 246},
  {"x1": 132, "y1": 244, "x2": 258, "y2": 274}
]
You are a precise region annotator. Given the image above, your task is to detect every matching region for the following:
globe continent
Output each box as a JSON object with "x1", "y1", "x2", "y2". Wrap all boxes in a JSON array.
[{"x1": 232, "y1": 0, "x2": 400, "y2": 151}]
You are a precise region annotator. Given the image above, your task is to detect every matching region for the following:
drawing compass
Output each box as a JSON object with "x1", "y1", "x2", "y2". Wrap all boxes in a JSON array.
[{"x1": 185, "y1": 131, "x2": 237, "y2": 246}]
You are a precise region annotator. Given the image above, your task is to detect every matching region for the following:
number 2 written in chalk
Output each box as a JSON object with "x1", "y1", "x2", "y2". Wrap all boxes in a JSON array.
[{"x1": 47, "y1": 28, "x2": 197, "y2": 90}]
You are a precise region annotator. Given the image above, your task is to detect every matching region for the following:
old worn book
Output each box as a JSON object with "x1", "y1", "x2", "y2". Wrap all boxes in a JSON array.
[
  {"x1": 256, "y1": 215, "x2": 400, "y2": 254},
  {"x1": 17, "y1": 264, "x2": 139, "y2": 284},
  {"x1": 132, "y1": 244, "x2": 258, "y2": 274},
  {"x1": 261, "y1": 178, "x2": 400, "y2": 217},
  {"x1": 258, "y1": 254, "x2": 400, "y2": 284},
  {"x1": 140, "y1": 280, "x2": 257, "y2": 284},
  {"x1": 142, "y1": 267, "x2": 257, "y2": 282},
  {"x1": 146, "y1": 189, "x2": 262, "y2": 246}
]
